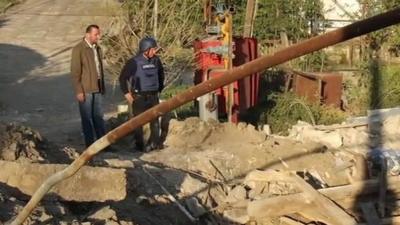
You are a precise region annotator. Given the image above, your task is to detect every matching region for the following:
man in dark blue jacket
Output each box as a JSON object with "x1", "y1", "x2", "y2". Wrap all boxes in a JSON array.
[{"x1": 119, "y1": 37, "x2": 165, "y2": 152}]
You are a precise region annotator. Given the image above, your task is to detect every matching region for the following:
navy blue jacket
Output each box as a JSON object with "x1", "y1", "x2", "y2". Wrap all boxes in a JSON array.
[{"x1": 119, "y1": 54, "x2": 165, "y2": 94}]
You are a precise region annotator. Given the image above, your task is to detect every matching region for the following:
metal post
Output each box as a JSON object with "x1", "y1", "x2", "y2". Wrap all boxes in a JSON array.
[
  {"x1": 9, "y1": 7, "x2": 400, "y2": 225},
  {"x1": 243, "y1": 0, "x2": 257, "y2": 37},
  {"x1": 153, "y1": 0, "x2": 158, "y2": 39}
]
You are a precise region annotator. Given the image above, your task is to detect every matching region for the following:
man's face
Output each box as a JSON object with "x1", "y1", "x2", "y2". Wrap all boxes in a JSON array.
[
  {"x1": 86, "y1": 28, "x2": 101, "y2": 44},
  {"x1": 146, "y1": 47, "x2": 158, "y2": 58}
]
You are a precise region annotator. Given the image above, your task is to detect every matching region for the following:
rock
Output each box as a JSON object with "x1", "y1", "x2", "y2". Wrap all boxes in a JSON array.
[
  {"x1": 243, "y1": 170, "x2": 274, "y2": 189},
  {"x1": 248, "y1": 182, "x2": 267, "y2": 199},
  {"x1": 71, "y1": 220, "x2": 80, "y2": 225},
  {"x1": 185, "y1": 197, "x2": 206, "y2": 217},
  {"x1": 136, "y1": 195, "x2": 149, "y2": 205},
  {"x1": 223, "y1": 208, "x2": 250, "y2": 224},
  {"x1": 382, "y1": 116, "x2": 400, "y2": 136},
  {"x1": 339, "y1": 128, "x2": 369, "y2": 148},
  {"x1": 180, "y1": 175, "x2": 208, "y2": 195},
  {"x1": 0, "y1": 160, "x2": 127, "y2": 202},
  {"x1": 104, "y1": 159, "x2": 135, "y2": 168},
  {"x1": 153, "y1": 194, "x2": 171, "y2": 204},
  {"x1": 225, "y1": 185, "x2": 247, "y2": 203},
  {"x1": 119, "y1": 221, "x2": 134, "y2": 225},
  {"x1": 39, "y1": 211, "x2": 52, "y2": 222},
  {"x1": 0, "y1": 123, "x2": 47, "y2": 162},
  {"x1": 1, "y1": 143, "x2": 17, "y2": 161},
  {"x1": 88, "y1": 206, "x2": 117, "y2": 221},
  {"x1": 237, "y1": 122, "x2": 247, "y2": 130},
  {"x1": 105, "y1": 220, "x2": 120, "y2": 225},
  {"x1": 262, "y1": 125, "x2": 271, "y2": 135},
  {"x1": 268, "y1": 182, "x2": 296, "y2": 195},
  {"x1": 209, "y1": 186, "x2": 227, "y2": 205},
  {"x1": 289, "y1": 122, "x2": 342, "y2": 148},
  {"x1": 44, "y1": 202, "x2": 68, "y2": 217}
]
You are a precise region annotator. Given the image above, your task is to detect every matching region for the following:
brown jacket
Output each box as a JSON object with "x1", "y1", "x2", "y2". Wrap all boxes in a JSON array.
[{"x1": 70, "y1": 39, "x2": 105, "y2": 95}]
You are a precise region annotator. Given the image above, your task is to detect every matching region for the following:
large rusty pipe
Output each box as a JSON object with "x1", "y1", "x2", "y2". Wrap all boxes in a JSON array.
[{"x1": 9, "y1": 7, "x2": 400, "y2": 225}]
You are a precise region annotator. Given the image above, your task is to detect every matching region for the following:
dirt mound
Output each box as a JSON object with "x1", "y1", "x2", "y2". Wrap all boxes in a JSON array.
[
  {"x1": 0, "y1": 122, "x2": 76, "y2": 163},
  {"x1": 137, "y1": 118, "x2": 358, "y2": 224},
  {"x1": 0, "y1": 122, "x2": 47, "y2": 162},
  {"x1": 142, "y1": 117, "x2": 350, "y2": 187}
]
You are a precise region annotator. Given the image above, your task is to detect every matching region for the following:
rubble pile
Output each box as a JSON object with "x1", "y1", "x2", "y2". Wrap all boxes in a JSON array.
[
  {"x1": 3, "y1": 110, "x2": 400, "y2": 225},
  {"x1": 0, "y1": 122, "x2": 78, "y2": 164},
  {"x1": 289, "y1": 107, "x2": 400, "y2": 154},
  {"x1": 0, "y1": 122, "x2": 47, "y2": 162},
  {"x1": 142, "y1": 118, "x2": 350, "y2": 186}
]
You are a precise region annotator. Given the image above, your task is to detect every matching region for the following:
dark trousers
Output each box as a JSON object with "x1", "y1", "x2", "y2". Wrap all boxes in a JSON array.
[
  {"x1": 132, "y1": 93, "x2": 160, "y2": 150},
  {"x1": 78, "y1": 93, "x2": 106, "y2": 147}
]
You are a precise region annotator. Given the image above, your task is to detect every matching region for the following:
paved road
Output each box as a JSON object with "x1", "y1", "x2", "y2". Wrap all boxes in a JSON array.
[{"x1": 0, "y1": 0, "x2": 122, "y2": 149}]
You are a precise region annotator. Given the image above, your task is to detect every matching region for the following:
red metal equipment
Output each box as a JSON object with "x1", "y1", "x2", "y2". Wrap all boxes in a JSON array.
[
  {"x1": 194, "y1": 0, "x2": 259, "y2": 123},
  {"x1": 194, "y1": 37, "x2": 259, "y2": 123}
]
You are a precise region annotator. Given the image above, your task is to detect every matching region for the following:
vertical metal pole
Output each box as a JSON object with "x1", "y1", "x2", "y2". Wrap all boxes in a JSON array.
[
  {"x1": 225, "y1": 13, "x2": 234, "y2": 122},
  {"x1": 153, "y1": 0, "x2": 158, "y2": 39},
  {"x1": 243, "y1": 0, "x2": 257, "y2": 37}
]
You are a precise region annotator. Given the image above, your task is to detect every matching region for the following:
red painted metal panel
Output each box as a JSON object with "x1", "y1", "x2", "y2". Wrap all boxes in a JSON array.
[{"x1": 194, "y1": 37, "x2": 260, "y2": 121}]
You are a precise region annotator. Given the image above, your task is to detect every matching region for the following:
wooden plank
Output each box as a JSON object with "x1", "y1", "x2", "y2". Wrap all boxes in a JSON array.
[
  {"x1": 247, "y1": 192, "x2": 310, "y2": 218},
  {"x1": 245, "y1": 170, "x2": 400, "y2": 208},
  {"x1": 288, "y1": 172, "x2": 357, "y2": 225},
  {"x1": 247, "y1": 170, "x2": 357, "y2": 225},
  {"x1": 245, "y1": 170, "x2": 400, "y2": 224}
]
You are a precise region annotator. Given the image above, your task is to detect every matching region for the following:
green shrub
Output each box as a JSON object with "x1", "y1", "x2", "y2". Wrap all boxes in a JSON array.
[
  {"x1": 295, "y1": 50, "x2": 330, "y2": 72},
  {"x1": 345, "y1": 63, "x2": 400, "y2": 115},
  {"x1": 261, "y1": 92, "x2": 346, "y2": 134},
  {"x1": 0, "y1": 0, "x2": 21, "y2": 12},
  {"x1": 160, "y1": 84, "x2": 198, "y2": 119}
]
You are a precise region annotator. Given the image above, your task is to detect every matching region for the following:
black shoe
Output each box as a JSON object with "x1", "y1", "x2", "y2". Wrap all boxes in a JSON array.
[
  {"x1": 144, "y1": 145, "x2": 153, "y2": 153},
  {"x1": 134, "y1": 144, "x2": 145, "y2": 152},
  {"x1": 105, "y1": 146, "x2": 117, "y2": 152}
]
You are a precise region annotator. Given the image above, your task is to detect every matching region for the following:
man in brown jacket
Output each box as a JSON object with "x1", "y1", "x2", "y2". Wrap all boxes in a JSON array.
[{"x1": 70, "y1": 24, "x2": 106, "y2": 147}]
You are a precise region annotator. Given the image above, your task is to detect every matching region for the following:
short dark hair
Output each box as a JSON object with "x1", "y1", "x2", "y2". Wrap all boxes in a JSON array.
[{"x1": 86, "y1": 24, "x2": 100, "y2": 33}]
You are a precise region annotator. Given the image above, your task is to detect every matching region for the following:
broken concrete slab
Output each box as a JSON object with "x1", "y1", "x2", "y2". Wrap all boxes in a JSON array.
[
  {"x1": 0, "y1": 160, "x2": 126, "y2": 202},
  {"x1": 289, "y1": 121, "x2": 343, "y2": 148}
]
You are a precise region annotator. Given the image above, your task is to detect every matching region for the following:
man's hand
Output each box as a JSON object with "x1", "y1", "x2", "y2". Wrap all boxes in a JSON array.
[
  {"x1": 76, "y1": 93, "x2": 85, "y2": 102},
  {"x1": 124, "y1": 93, "x2": 135, "y2": 104}
]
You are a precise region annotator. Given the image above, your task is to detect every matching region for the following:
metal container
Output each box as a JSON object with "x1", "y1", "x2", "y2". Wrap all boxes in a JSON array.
[{"x1": 292, "y1": 71, "x2": 343, "y2": 108}]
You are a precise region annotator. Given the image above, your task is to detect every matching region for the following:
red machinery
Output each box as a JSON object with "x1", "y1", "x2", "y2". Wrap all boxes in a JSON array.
[{"x1": 194, "y1": 1, "x2": 260, "y2": 123}]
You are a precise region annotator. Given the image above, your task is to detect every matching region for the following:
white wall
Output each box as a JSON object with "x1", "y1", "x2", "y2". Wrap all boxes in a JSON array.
[{"x1": 323, "y1": 0, "x2": 361, "y2": 29}]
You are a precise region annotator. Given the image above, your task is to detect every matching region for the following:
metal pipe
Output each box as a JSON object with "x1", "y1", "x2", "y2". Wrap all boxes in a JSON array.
[{"x1": 9, "y1": 7, "x2": 400, "y2": 225}]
